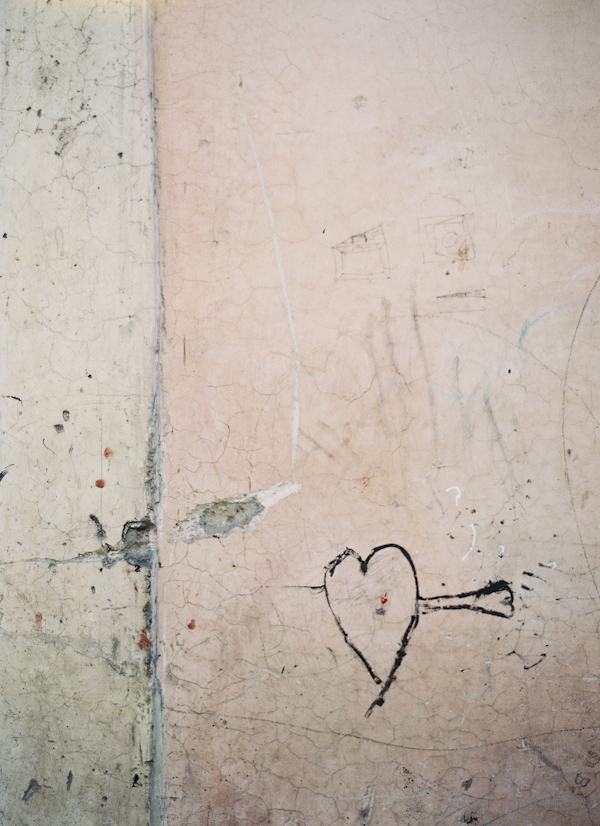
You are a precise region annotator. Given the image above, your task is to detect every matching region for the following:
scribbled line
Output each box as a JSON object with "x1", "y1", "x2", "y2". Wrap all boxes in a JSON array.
[
  {"x1": 433, "y1": 371, "x2": 491, "y2": 401},
  {"x1": 238, "y1": 93, "x2": 300, "y2": 470},
  {"x1": 431, "y1": 786, "x2": 496, "y2": 826},
  {"x1": 221, "y1": 712, "x2": 600, "y2": 754},
  {"x1": 518, "y1": 302, "x2": 582, "y2": 351},
  {"x1": 168, "y1": 480, "x2": 300, "y2": 543},
  {"x1": 0, "y1": 464, "x2": 13, "y2": 484},
  {"x1": 437, "y1": 289, "x2": 485, "y2": 313},
  {"x1": 462, "y1": 524, "x2": 476, "y2": 560},
  {"x1": 324, "y1": 544, "x2": 514, "y2": 717},
  {"x1": 475, "y1": 796, "x2": 558, "y2": 826},
  {"x1": 445, "y1": 486, "x2": 461, "y2": 506},
  {"x1": 562, "y1": 274, "x2": 600, "y2": 599}
]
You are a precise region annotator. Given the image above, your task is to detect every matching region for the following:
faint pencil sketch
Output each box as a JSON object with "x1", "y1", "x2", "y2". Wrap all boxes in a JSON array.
[
  {"x1": 324, "y1": 544, "x2": 513, "y2": 716},
  {"x1": 437, "y1": 289, "x2": 486, "y2": 313},
  {"x1": 332, "y1": 226, "x2": 390, "y2": 280},
  {"x1": 418, "y1": 214, "x2": 475, "y2": 263}
]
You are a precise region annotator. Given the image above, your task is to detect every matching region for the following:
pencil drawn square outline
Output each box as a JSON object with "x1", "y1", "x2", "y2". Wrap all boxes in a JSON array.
[{"x1": 418, "y1": 214, "x2": 475, "y2": 263}]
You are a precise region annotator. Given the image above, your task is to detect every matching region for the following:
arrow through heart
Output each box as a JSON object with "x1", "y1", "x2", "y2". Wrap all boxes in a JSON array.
[{"x1": 324, "y1": 544, "x2": 514, "y2": 717}]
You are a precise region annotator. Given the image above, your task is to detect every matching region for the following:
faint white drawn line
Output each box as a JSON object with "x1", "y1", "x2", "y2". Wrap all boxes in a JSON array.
[
  {"x1": 238, "y1": 92, "x2": 300, "y2": 470},
  {"x1": 462, "y1": 524, "x2": 476, "y2": 560},
  {"x1": 445, "y1": 486, "x2": 461, "y2": 506},
  {"x1": 498, "y1": 545, "x2": 505, "y2": 557}
]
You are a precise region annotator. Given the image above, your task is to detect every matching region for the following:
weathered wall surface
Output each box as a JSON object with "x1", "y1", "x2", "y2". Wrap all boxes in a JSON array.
[
  {"x1": 0, "y1": 1, "x2": 158, "y2": 823},
  {"x1": 154, "y1": 1, "x2": 600, "y2": 825}
]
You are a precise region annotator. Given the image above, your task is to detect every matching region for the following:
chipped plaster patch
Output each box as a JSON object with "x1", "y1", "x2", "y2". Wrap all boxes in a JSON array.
[{"x1": 168, "y1": 480, "x2": 301, "y2": 543}]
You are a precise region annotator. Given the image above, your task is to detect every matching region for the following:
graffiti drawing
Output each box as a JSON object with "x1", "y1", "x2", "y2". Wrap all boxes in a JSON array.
[
  {"x1": 418, "y1": 214, "x2": 475, "y2": 263},
  {"x1": 324, "y1": 544, "x2": 514, "y2": 716},
  {"x1": 332, "y1": 225, "x2": 390, "y2": 280}
]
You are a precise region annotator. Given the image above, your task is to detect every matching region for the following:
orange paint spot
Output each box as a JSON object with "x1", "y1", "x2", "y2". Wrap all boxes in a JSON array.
[
  {"x1": 187, "y1": 619, "x2": 196, "y2": 630},
  {"x1": 138, "y1": 629, "x2": 150, "y2": 650},
  {"x1": 95, "y1": 479, "x2": 105, "y2": 488},
  {"x1": 35, "y1": 612, "x2": 42, "y2": 631},
  {"x1": 381, "y1": 598, "x2": 388, "y2": 604},
  {"x1": 104, "y1": 447, "x2": 113, "y2": 458}
]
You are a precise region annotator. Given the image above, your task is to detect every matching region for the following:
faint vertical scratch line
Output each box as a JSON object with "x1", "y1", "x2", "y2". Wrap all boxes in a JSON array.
[
  {"x1": 146, "y1": 2, "x2": 164, "y2": 823},
  {"x1": 238, "y1": 92, "x2": 300, "y2": 471},
  {"x1": 435, "y1": 41, "x2": 470, "y2": 137},
  {"x1": 562, "y1": 273, "x2": 600, "y2": 599},
  {"x1": 504, "y1": 182, "x2": 514, "y2": 223},
  {"x1": 411, "y1": 299, "x2": 439, "y2": 454}
]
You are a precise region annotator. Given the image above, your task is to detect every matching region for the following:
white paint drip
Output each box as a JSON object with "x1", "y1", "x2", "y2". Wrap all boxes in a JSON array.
[
  {"x1": 462, "y1": 524, "x2": 476, "y2": 561},
  {"x1": 238, "y1": 92, "x2": 301, "y2": 471},
  {"x1": 445, "y1": 486, "x2": 461, "y2": 506},
  {"x1": 360, "y1": 782, "x2": 376, "y2": 826},
  {"x1": 254, "y1": 480, "x2": 301, "y2": 510}
]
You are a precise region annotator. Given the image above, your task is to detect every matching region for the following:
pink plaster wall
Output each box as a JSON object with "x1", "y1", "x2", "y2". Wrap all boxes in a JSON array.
[{"x1": 154, "y1": 2, "x2": 600, "y2": 823}]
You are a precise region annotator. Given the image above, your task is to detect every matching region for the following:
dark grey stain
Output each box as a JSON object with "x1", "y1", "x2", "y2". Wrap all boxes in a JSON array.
[
  {"x1": 66, "y1": 770, "x2": 73, "y2": 791},
  {"x1": 22, "y1": 779, "x2": 41, "y2": 802}
]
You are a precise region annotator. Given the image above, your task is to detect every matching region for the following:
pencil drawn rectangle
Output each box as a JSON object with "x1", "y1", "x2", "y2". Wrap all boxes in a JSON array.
[
  {"x1": 437, "y1": 289, "x2": 486, "y2": 313},
  {"x1": 333, "y1": 225, "x2": 390, "y2": 280}
]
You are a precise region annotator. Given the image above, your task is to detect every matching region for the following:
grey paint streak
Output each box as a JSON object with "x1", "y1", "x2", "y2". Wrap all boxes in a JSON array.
[{"x1": 22, "y1": 779, "x2": 41, "y2": 802}]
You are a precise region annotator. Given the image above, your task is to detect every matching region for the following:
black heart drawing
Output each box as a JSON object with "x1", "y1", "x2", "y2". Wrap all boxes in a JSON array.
[{"x1": 324, "y1": 544, "x2": 514, "y2": 717}]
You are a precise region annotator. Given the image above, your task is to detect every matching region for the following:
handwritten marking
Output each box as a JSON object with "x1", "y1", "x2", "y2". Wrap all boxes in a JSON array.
[
  {"x1": 433, "y1": 371, "x2": 491, "y2": 401},
  {"x1": 462, "y1": 525, "x2": 476, "y2": 561},
  {"x1": 445, "y1": 486, "x2": 461, "y2": 506},
  {"x1": 498, "y1": 545, "x2": 505, "y2": 557}
]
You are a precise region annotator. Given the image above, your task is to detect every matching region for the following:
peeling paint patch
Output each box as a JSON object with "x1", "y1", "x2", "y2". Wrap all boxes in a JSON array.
[
  {"x1": 168, "y1": 480, "x2": 301, "y2": 543},
  {"x1": 359, "y1": 781, "x2": 376, "y2": 826}
]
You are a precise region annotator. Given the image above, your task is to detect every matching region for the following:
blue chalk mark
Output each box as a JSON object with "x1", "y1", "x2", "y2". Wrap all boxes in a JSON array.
[
  {"x1": 433, "y1": 371, "x2": 491, "y2": 401},
  {"x1": 518, "y1": 310, "x2": 553, "y2": 351},
  {"x1": 519, "y1": 302, "x2": 583, "y2": 351}
]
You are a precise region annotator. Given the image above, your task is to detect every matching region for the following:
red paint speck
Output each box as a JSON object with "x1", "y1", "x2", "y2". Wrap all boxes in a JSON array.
[
  {"x1": 104, "y1": 447, "x2": 113, "y2": 458},
  {"x1": 35, "y1": 612, "x2": 42, "y2": 631},
  {"x1": 138, "y1": 629, "x2": 150, "y2": 650},
  {"x1": 381, "y1": 597, "x2": 388, "y2": 604},
  {"x1": 95, "y1": 479, "x2": 105, "y2": 488},
  {"x1": 187, "y1": 619, "x2": 196, "y2": 630}
]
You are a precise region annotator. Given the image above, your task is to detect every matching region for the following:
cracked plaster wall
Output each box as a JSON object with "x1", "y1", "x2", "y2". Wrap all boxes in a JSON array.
[
  {"x1": 154, "y1": 1, "x2": 600, "y2": 825},
  {"x1": 3, "y1": 1, "x2": 600, "y2": 825},
  {"x1": 0, "y1": 1, "x2": 157, "y2": 824}
]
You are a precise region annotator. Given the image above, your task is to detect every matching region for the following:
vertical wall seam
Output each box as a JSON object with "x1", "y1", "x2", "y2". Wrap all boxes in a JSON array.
[{"x1": 144, "y1": 1, "x2": 164, "y2": 824}]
